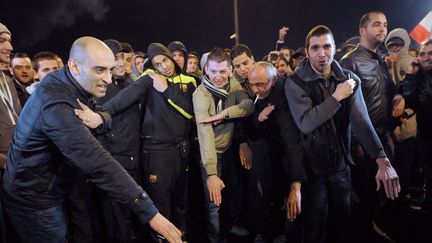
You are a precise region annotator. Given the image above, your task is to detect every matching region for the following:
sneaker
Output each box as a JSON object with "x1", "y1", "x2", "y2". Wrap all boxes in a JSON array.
[{"x1": 229, "y1": 224, "x2": 249, "y2": 237}]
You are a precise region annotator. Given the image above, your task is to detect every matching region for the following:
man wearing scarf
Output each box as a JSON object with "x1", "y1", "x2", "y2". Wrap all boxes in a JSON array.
[
  {"x1": 193, "y1": 47, "x2": 254, "y2": 242},
  {"x1": 0, "y1": 23, "x2": 21, "y2": 169}
]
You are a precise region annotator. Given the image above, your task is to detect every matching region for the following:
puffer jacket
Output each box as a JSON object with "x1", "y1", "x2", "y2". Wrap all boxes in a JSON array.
[{"x1": 2, "y1": 67, "x2": 157, "y2": 223}]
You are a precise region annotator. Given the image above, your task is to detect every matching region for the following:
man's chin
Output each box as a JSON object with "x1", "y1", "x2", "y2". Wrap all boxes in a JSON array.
[{"x1": 94, "y1": 92, "x2": 106, "y2": 98}]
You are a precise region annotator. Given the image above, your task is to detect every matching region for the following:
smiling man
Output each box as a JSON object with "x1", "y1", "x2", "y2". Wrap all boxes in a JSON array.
[
  {"x1": 193, "y1": 47, "x2": 253, "y2": 242},
  {"x1": 285, "y1": 25, "x2": 400, "y2": 243},
  {"x1": 2, "y1": 36, "x2": 182, "y2": 243}
]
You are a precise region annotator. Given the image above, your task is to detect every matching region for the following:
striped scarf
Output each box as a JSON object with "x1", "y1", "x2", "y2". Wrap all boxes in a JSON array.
[{"x1": 203, "y1": 75, "x2": 229, "y2": 113}]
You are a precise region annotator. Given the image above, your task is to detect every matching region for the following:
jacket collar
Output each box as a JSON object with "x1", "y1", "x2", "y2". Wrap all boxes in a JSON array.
[
  {"x1": 356, "y1": 44, "x2": 384, "y2": 61},
  {"x1": 295, "y1": 58, "x2": 347, "y2": 82}
]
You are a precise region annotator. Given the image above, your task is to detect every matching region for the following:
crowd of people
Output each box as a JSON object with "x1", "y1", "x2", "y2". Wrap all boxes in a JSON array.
[{"x1": 0, "y1": 9, "x2": 431, "y2": 243}]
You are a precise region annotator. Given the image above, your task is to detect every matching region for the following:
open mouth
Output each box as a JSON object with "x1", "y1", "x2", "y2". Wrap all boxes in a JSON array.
[{"x1": 97, "y1": 84, "x2": 107, "y2": 92}]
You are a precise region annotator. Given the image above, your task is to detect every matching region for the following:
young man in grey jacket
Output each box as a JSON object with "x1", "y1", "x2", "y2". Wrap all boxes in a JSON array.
[{"x1": 285, "y1": 25, "x2": 400, "y2": 243}]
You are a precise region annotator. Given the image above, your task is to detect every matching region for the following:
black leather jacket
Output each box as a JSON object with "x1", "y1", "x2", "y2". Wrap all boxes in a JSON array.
[
  {"x1": 2, "y1": 67, "x2": 157, "y2": 223},
  {"x1": 340, "y1": 44, "x2": 397, "y2": 135}
]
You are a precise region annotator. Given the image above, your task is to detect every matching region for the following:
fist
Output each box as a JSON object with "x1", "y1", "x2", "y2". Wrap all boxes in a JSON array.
[{"x1": 332, "y1": 79, "x2": 357, "y2": 102}]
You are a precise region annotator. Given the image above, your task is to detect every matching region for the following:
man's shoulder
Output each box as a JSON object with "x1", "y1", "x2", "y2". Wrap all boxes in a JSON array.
[
  {"x1": 35, "y1": 75, "x2": 76, "y2": 104},
  {"x1": 193, "y1": 83, "x2": 209, "y2": 97}
]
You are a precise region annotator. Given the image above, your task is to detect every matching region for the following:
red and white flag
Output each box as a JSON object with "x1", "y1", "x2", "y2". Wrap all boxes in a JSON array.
[{"x1": 410, "y1": 11, "x2": 432, "y2": 44}]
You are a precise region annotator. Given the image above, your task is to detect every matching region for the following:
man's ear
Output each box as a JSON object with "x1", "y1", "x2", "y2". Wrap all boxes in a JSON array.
[
  {"x1": 359, "y1": 28, "x2": 365, "y2": 38},
  {"x1": 9, "y1": 67, "x2": 13, "y2": 76},
  {"x1": 68, "y1": 59, "x2": 80, "y2": 76}
]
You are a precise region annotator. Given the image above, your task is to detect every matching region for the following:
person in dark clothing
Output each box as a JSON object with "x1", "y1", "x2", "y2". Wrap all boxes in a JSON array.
[
  {"x1": 95, "y1": 39, "x2": 143, "y2": 243},
  {"x1": 65, "y1": 39, "x2": 137, "y2": 243},
  {"x1": 339, "y1": 11, "x2": 404, "y2": 242},
  {"x1": 168, "y1": 41, "x2": 188, "y2": 73},
  {"x1": 400, "y1": 40, "x2": 432, "y2": 203},
  {"x1": 246, "y1": 62, "x2": 305, "y2": 242},
  {"x1": 103, "y1": 42, "x2": 196, "y2": 238},
  {"x1": 1, "y1": 36, "x2": 182, "y2": 243},
  {"x1": 285, "y1": 25, "x2": 400, "y2": 243}
]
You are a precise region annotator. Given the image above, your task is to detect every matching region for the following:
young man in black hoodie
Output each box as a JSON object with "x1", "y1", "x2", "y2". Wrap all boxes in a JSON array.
[{"x1": 103, "y1": 43, "x2": 196, "y2": 238}]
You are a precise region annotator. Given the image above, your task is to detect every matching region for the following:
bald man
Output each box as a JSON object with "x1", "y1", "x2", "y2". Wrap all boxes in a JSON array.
[
  {"x1": 246, "y1": 62, "x2": 304, "y2": 241},
  {"x1": 2, "y1": 36, "x2": 182, "y2": 243}
]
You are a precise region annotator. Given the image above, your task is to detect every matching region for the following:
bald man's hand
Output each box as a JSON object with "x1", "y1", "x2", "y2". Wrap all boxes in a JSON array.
[
  {"x1": 149, "y1": 213, "x2": 183, "y2": 243},
  {"x1": 74, "y1": 99, "x2": 103, "y2": 129}
]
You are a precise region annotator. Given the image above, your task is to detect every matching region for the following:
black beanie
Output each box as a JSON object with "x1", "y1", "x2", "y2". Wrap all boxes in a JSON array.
[
  {"x1": 103, "y1": 39, "x2": 125, "y2": 56},
  {"x1": 144, "y1": 43, "x2": 182, "y2": 74},
  {"x1": 167, "y1": 41, "x2": 188, "y2": 57}
]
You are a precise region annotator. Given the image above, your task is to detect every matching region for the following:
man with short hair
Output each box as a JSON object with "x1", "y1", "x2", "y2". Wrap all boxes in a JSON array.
[
  {"x1": 9, "y1": 52, "x2": 34, "y2": 105},
  {"x1": 285, "y1": 25, "x2": 400, "y2": 243},
  {"x1": 187, "y1": 52, "x2": 202, "y2": 79},
  {"x1": 2, "y1": 36, "x2": 182, "y2": 243},
  {"x1": 103, "y1": 42, "x2": 196, "y2": 236},
  {"x1": 33, "y1": 51, "x2": 60, "y2": 82},
  {"x1": 193, "y1": 47, "x2": 253, "y2": 242},
  {"x1": 231, "y1": 44, "x2": 255, "y2": 87},
  {"x1": 340, "y1": 11, "x2": 404, "y2": 241},
  {"x1": 120, "y1": 42, "x2": 134, "y2": 76}
]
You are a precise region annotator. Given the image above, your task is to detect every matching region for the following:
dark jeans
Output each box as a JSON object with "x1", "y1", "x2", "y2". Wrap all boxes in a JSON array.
[
  {"x1": 350, "y1": 132, "x2": 394, "y2": 242},
  {"x1": 102, "y1": 154, "x2": 142, "y2": 243},
  {"x1": 4, "y1": 203, "x2": 67, "y2": 243},
  {"x1": 141, "y1": 143, "x2": 189, "y2": 233},
  {"x1": 244, "y1": 139, "x2": 287, "y2": 239},
  {"x1": 303, "y1": 167, "x2": 351, "y2": 243},
  {"x1": 418, "y1": 134, "x2": 432, "y2": 201},
  {"x1": 65, "y1": 172, "x2": 105, "y2": 243},
  {"x1": 201, "y1": 146, "x2": 239, "y2": 243},
  {"x1": 393, "y1": 137, "x2": 416, "y2": 194}
]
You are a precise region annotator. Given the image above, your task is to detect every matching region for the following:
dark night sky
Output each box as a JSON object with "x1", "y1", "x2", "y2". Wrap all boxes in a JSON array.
[{"x1": 1, "y1": 0, "x2": 430, "y2": 60}]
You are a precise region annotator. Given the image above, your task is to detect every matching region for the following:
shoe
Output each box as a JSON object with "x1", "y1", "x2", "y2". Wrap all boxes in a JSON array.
[
  {"x1": 254, "y1": 234, "x2": 267, "y2": 243},
  {"x1": 229, "y1": 224, "x2": 249, "y2": 237},
  {"x1": 272, "y1": 234, "x2": 287, "y2": 243}
]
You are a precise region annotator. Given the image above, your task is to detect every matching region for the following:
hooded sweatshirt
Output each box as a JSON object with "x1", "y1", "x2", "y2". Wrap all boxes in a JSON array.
[{"x1": 385, "y1": 28, "x2": 413, "y2": 85}]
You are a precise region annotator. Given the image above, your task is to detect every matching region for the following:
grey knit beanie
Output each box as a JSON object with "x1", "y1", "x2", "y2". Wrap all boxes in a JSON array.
[{"x1": 0, "y1": 22, "x2": 11, "y2": 36}]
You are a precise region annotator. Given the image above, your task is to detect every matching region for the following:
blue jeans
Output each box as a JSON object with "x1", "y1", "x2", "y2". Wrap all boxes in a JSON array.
[
  {"x1": 201, "y1": 145, "x2": 240, "y2": 243},
  {"x1": 201, "y1": 160, "x2": 223, "y2": 243},
  {"x1": 4, "y1": 203, "x2": 67, "y2": 243},
  {"x1": 303, "y1": 167, "x2": 351, "y2": 243}
]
